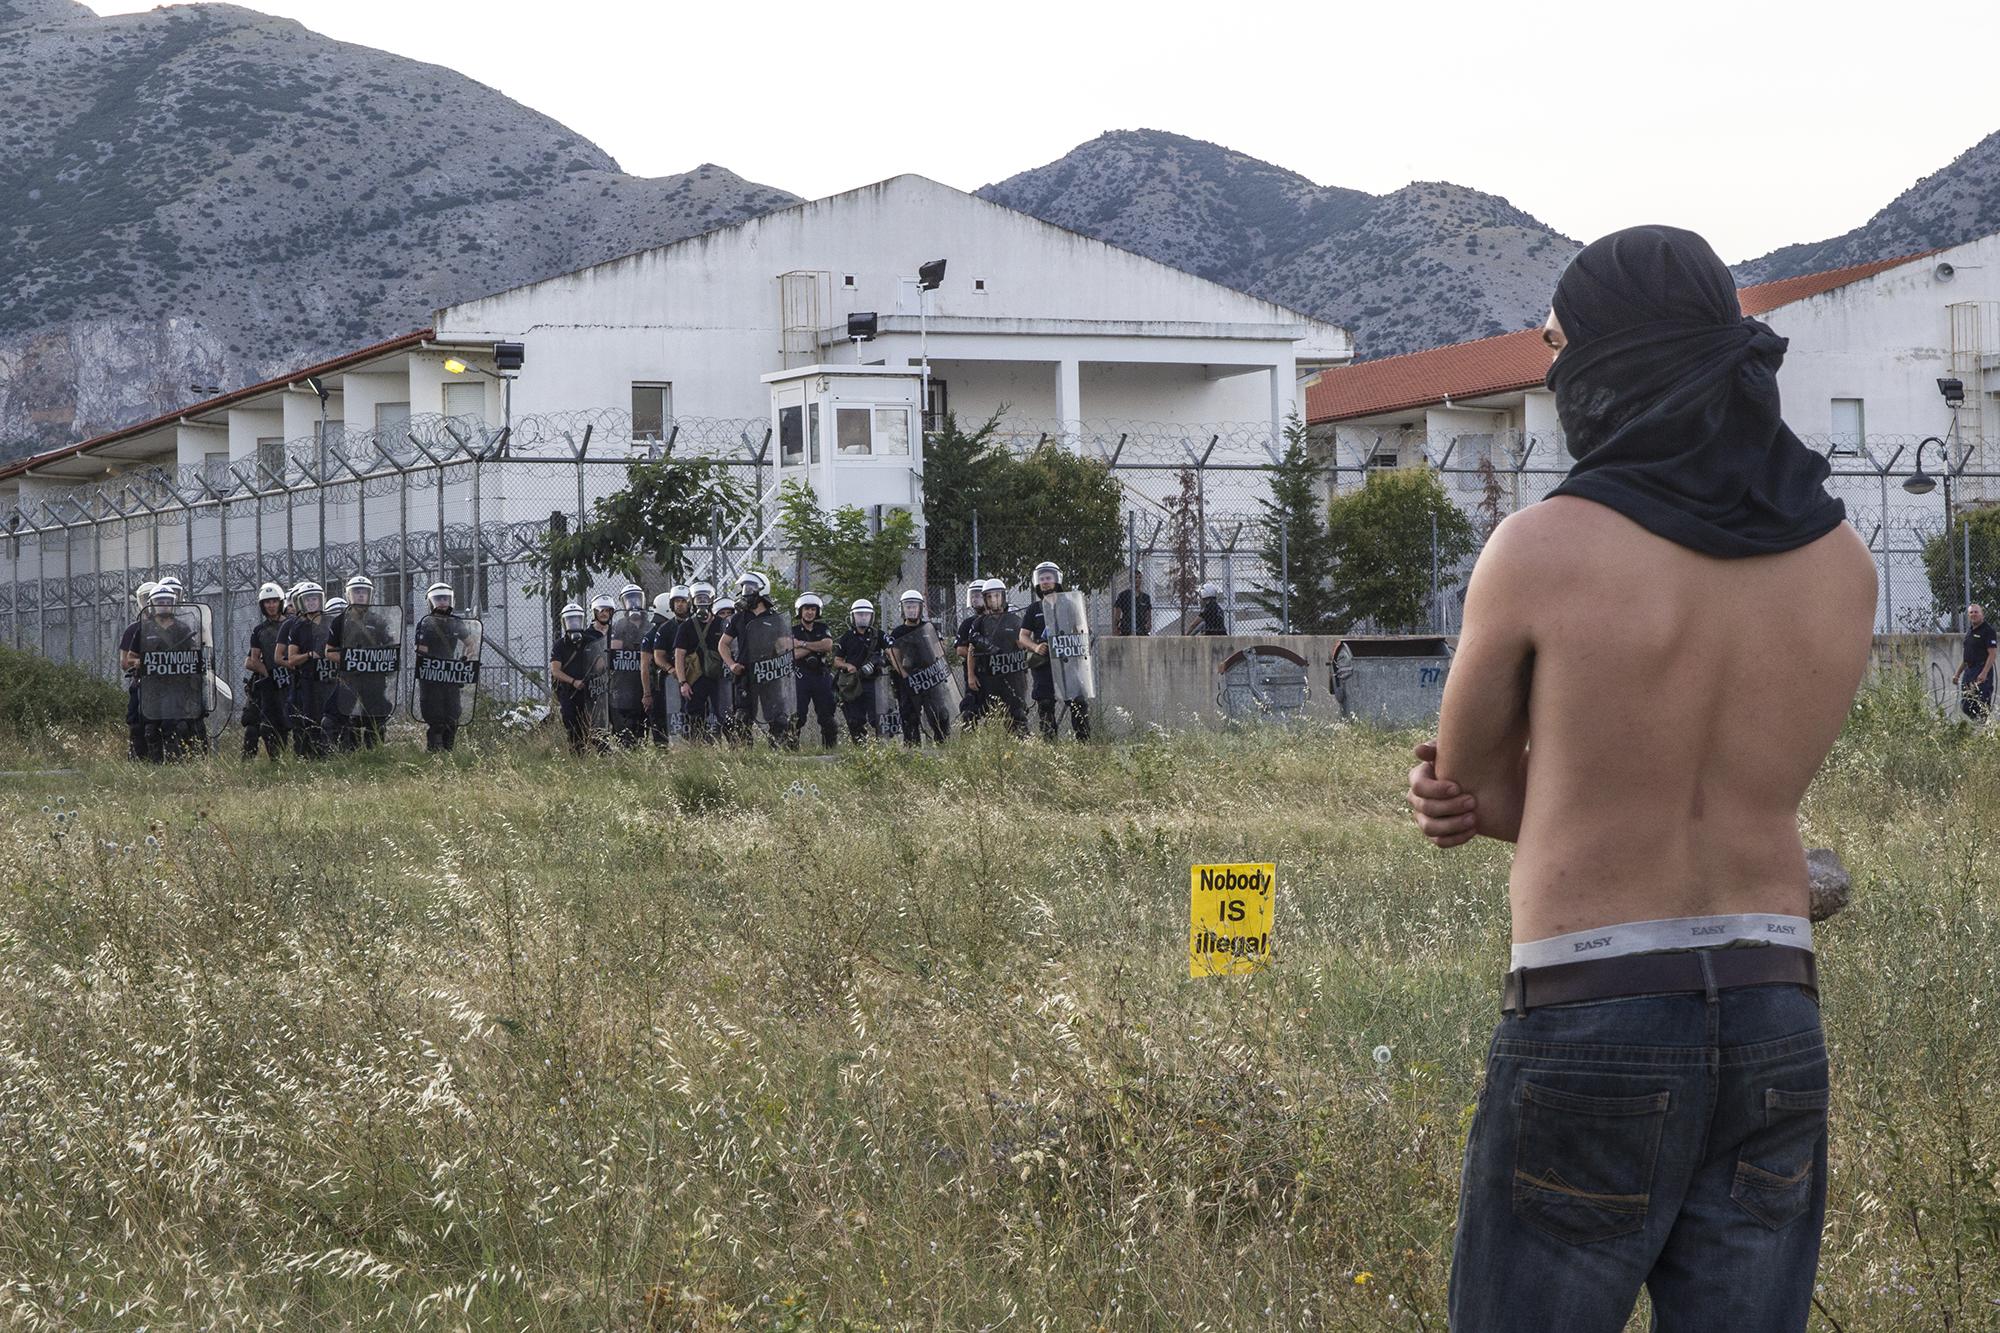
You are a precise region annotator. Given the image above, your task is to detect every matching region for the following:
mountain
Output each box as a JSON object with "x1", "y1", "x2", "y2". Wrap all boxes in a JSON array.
[
  {"x1": 0, "y1": 2, "x2": 798, "y2": 459},
  {"x1": 1734, "y1": 130, "x2": 2000, "y2": 284},
  {"x1": 978, "y1": 130, "x2": 1580, "y2": 361}
]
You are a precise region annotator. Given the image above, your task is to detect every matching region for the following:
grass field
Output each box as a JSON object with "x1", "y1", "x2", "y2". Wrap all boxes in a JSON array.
[{"x1": 0, "y1": 676, "x2": 1996, "y2": 1330}]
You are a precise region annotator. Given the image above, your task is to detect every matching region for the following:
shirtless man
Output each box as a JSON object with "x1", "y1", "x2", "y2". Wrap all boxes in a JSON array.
[{"x1": 1405, "y1": 226, "x2": 1876, "y2": 1332}]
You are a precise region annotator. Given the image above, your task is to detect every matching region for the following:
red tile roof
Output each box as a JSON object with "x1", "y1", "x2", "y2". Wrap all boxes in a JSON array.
[
  {"x1": 0, "y1": 328, "x2": 434, "y2": 484},
  {"x1": 1307, "y1": 249, "x2": 1940, "y2": 424}
]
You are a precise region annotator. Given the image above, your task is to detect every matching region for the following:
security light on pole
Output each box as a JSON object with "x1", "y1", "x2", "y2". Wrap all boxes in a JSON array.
[{"x1": 916, "y1": 260, "x2": 946, "y2": 434}]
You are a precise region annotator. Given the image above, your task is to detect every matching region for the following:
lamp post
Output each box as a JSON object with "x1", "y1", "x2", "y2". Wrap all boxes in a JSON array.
[
  {"x1": 442, "y1": 341, "x2": 521, "y2": 453},
  {"x1": 305, "y1": 374, "x2": 330, "y2": 582},
  {"x1": 916, "y1": 260, "x2": 945, "y2": 435}
]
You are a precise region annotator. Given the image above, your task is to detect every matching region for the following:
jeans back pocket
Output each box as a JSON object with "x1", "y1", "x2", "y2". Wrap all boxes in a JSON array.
[
  {"x1": 1732, "y1": 1085, "x2": 1829, "y2": 1230},
  {"x1": 1512, "y1": 1080, "x2": 1671, "y2": 1245}
]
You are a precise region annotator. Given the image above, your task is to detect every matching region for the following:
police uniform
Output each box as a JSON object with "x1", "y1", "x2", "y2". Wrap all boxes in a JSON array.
[
  {"x1": 977, "y1": 607, "x2": 1031, "y2": 737},
  {"x1": 725, "y1": 602, "x2": 795, "y2": 747},
  {"x1": 118, "y1": 617, "x2": 146, "y2": 760},
  {"x1": 135, "y1": 611, "x2": 202, "y2": 763},
  {"x1": 954, "y1": 610, "x2": 988, "y2": 724},
  {"x1": 1023, "y1": 596, "x2": 1090, "y2": 741},
  {"x1": 1194, "y1": 597, "x2": 1227, "y2": 636},
  {"x1": 551, "y1": 624, "x2": 604, "y2": 753},
  {"x1": 791, "y1": 616, "x2": 838, "y2": 748},
  {"x1": 1963, "y1": 618, "x2": 1998, "y2": 718},
  {"x1": 602, "y1": 617, "x2": 647, "y2": 748},
  {"x1": 413, "y1": 610, "x2": 474, "y2": 752},
  {"x1": 834, "y1": 625, "x2": 886, "y2": 741},
  {"x1": 886, "y1": 618, "x2": 952, "y2": 746},
  {"x1": 641, "y1": 615, "x2": 679, "y2": 745},
  {"x1": 279, "y1": 613, "x2": 331, "y2": 758},
  {"x1": 243, "y1": 613, "x2": 290, "y2": 759},
  {"x1": 675, "y1": 612, "x2": 723, "y2": 741},
  {"x1": 328, "y1": 607, "x2": 396, "y2": 750}
]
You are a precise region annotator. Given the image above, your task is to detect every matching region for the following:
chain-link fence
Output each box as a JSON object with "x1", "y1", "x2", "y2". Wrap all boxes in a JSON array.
[{"x1": 2, "y1": 412, "x2": 1992, "y2": 724}]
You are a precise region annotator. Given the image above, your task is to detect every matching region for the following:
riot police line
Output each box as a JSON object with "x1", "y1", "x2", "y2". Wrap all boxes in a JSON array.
[
  {"x1": 119, "y1": 575, "x2": 482, "y2": 763},
  {"x1": 548, "y1": 559, "x2": 1095, "y2": 751},
  {"x1": 112, "y1": 558, "x2": 1093, "y2": 761}
]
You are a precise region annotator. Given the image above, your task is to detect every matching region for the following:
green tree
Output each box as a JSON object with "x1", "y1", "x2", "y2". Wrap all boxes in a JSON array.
[
  {"x1": 1920, "y1": 504, "x2": 2000, "y2": 627},
  {"x1": 1325, "y1": 467, "x2": 1477, "y2": 632},
  {"x1": 537, "y1": 457, "x2": 745, "y2": 603},
  {"x1": 920, "y1": 409, "x2": 1012, "y2": 584},
  {"x1": 1251, "y1": 416, "x2": 1340, "y2": 633},
  {"x1": 985, "y1": 445, "x2": 1126, "y2": 591},
  {"x1": 775, "y1": 479, "x2": 918, "y2": 627}
]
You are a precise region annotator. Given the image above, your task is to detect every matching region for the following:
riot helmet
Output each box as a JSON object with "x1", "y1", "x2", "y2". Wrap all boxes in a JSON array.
[
  {"x1": 149, "y1": 585, "x2": 179, "y2": 617},
  {"x1": 982, "y1": 579, "x2": 1008, "y2": 612},
  {"x1": 133, "y1": 580, "x2": 159, "y2": 611},
  {"x1": 257, "y1": 581, "x2": 285, "y2": 616},
  {"x1": 796, "y1": 592, "x2": 823, "y2": 621},
  {"x1": 620, "y1": 583, "x2": 647, "y2": 613},
  {"x1": 967, "y1": 584, "x2": 984, "y2": 610},
  {"x1": 849, "y1": 597, "x2": 875, "y2": 629},
  {"x1": 1199, "y1": 582, "x2": 1221, "y2": 600},
  {"x1": 560, "y1": 601, "x2": 588, "y2": 634},
  {"x1": 899, "y1": 589, "x2": 925, "y2": 623},
  {"x1": 668, "y1": 583, "x2": 692, "y2": 616},
  {"x1": 344, "y1": 574, "x2": 373, "y2": 608},
  {"x1": 296, "y1": 581, "x2": 325, "y2": 615},
  {"x1": 690, "y1": 581, "x2": 715, "y2": 607},
  {"x1": 713, "y1": 596, "x2": 736, "y2": 617},
  {"x1": 324, "y1": 597, "x2": 348, "y2": 617},
  {"x1": 1033, "y1": 561, "x2": 1062, "y2": 593},
  {"x1": 426, "y1": 582, "x2": 455, "y2": 612},
  {"x1": 652, "y1": 593, "x2": 675, "y2": 618},
  {"x1": 590, "y1": 594, "x2": 616, "y2": 624}
]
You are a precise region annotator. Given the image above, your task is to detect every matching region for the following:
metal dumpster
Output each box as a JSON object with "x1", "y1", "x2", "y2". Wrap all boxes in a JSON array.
[{"x1": 1332, "y1": 635, "x2": 1453, "y2": 728}]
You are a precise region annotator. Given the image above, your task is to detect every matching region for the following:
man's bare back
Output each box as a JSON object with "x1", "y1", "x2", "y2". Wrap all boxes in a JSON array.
[{"x1": 1433, "y1": 494, "x2": 1876, "y2": 945}]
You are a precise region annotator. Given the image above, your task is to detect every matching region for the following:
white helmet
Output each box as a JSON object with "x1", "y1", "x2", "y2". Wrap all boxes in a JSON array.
[
  {"x1": 296, "y1": 581, "x2": 325, "y2": 613},
  {"x1": 148, "y1": 584, "x2": 178, "y2": 608},
  {"x1": 899, "y1": 588, "x2": 924, "y2": 605},
  {"x1": 966, "y1": 584, "x2": 983, "y2": 608},
  {"x1": 850, "y1": 598, "x2": 875, "y2": 615},
  {"x1": 652, "y1": 592, "x2": 675, "y2": 617},
  {"x1": 257, "y1": 581, "x2": 285, "y2": 603},
  {"x1": 1033, "y1": 561, "x2": 1061, "y2": 587},
  {"x1": 133, "y1": 580, "x2": 159, "y2": 608},
  {"x1": 426, "y1": 582, "x2": 455, "y2": 610},
  {"x1": 796, "y1": 592, "x2": 823, "y2": 612},
  {"x1": 738, "y1": 570, "x2": 770, "y2": 597},
  {"x1": 713, "y1": 596, "x2": 736, "y2": 614},
  {"x1": 1199, "y1": 582, "x2": 1221, "y2": 599},
  {"x1": 324, "y1": 597, "x2": 348, "y2": 616},
  {"x1": 619, "y1": 583, "x2": 646, "y2": 612},
  {"x1": 344, "y1": 573, "x2": 373, "y2": 606},
  {"x1": 668, "y1": 583, "x2": 691, "y2": 604},
  {"x1": 690, "y1": 581, "x2": 715, "y2": 603},
  {"x1": 850, "y1": 598, "x2": 875, "y2": 626},
  {"x1": 590, "y1": 594, "x2": 616, "y2": 614},
  {"x1": 981, "y1": 579, "x2": 1007, "y2": 604},
  {"x1": 560, "y1": 600, "x2": 587, "y2": 632},
  {"x1": 156, "y1": 572, "x2": 183, "y2": 588}
]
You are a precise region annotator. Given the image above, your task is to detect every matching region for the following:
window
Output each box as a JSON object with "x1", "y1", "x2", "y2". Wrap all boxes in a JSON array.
[
  {"x1": 779, "y1": 404, "x2": 805, "y2": 466},
  {"x1": 923, "y1": 378, "x2": 947, "y2": 433},
  {"x1": 836, "y1": 407, "x2": 873, "y2": 456},
  {"x1": 972, "y1": 278, "x2": 987, "y2": 293},
  {"x1": 256, "y1": 436, "x2": 285, "y2": 479},
  {"x1": 1367, "y1": 447, "x2": 1400, "y2": 471},
  {"x1": 374, "y1": 402, "x2": 411, "y2": 437},
  {"x1": 1830, "y1": 398, "x2": 1864, "y2": 457},
  {"x1": 202, "y1": 451, "x2": 229, "y2": 487},
  {"x1": 372, "y1": 572, "x2": 406, "y2": 613},
  {"x1": 873, "y1": 406, "x2": 911, "y2": 456},
  {"x1": 842, "y1": 274, "x2": 856, "y2": 289},
  {"x1": 443, "y1": 381, "x2": 485, "y2": 423},
  {"x1": 632, "y1": 383, "x2": 673, "y2": 440},
  {"x1": 808, "y1": 403, "x2": 821, "y2": 464}
]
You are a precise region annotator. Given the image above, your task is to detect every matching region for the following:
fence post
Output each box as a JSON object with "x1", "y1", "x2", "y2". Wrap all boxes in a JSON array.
[
  {"x1": 1280, "y1": 515, "x2": 1290, "y2": 633},
  {"x1": 63, "y1": 515, "x2": 75, "y2": 664},
  {"x1": 1429, "y1": 510, "x2": 1439, "y2": 633},
  {"x1": 970, "y1": 508, "x2": 980, "y2": 581},
  {"x1": 1126, "y1": 510, "x2": 1139, "y2": 636},
  {"x1": 1966, "y1": 522, "x2": 1974, "y2": 616}
]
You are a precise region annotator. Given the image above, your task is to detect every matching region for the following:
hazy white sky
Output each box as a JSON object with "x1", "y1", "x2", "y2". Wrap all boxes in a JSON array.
[{"x1": 90, "y1": 0, "x2": 1998, "y2": 263}]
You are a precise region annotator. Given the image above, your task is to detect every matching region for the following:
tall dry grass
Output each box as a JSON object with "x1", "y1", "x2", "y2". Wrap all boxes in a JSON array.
[{"x1": 0, "y1": 680, "x2": 1992, "y2": 1329}]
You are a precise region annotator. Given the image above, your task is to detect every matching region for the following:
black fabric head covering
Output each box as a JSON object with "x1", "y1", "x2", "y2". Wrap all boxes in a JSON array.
[{"x1": 1544, "y1": 224, "x2": 1845, "y2": 557}]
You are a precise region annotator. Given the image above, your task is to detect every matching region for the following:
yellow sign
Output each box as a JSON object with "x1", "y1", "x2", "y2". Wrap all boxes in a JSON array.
[{"x1": 1189, "y1": 862, "x2": 1275, "y2": 977}]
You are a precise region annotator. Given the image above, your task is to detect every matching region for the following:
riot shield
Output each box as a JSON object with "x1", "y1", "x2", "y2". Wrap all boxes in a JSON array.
[
  {"x1": 736, "y1": 611, "x2": 794, "y2": 723},
  {"x1": 585, "y1": 632, "x2": 611, "y2": 732},
  {"x1": 410, "y1": 612, "x2": 483, "y2": 726},
  {"x1": 330, "y1": 604, "x2": 405, "y2": 720},
  {"x1": 981, "y1": 609, "x2": 1031, "y2": 708},
  {"x1": 1044, "y1": 590, "x2": 1097, "y2": 702},
  {"x1": 605, "y1": 611, "x2": 649, "y2": 714},
  {"x1": 898, "y1": 621, "x2": 962, "y2": 717},
  {"x1": 137, "y1": 604, "x2": 214, "y2": 724}
]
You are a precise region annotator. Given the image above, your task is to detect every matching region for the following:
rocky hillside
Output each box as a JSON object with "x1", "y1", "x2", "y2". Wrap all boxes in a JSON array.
[
  {"x1": 978, "y1": 130, "x2": 1580, "y2": 360},
  {"x1": 0, "y1": 1, "x2": 797, "y2": 459},
  {"x1": 1734, "y1": 129, "x2": 2000, "y2": 284}
]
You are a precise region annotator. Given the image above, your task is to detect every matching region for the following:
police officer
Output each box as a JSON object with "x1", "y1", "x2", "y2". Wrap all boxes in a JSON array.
[
  {"x1": 980, "y1": 579, "x2": 1030, "y2": 737},
  {"x1": 549, "y1": 600, "x2": 601, "y2": 753},
  {"x1": 791, "y1": 592, "x2": 838, "y2": 749},
  {"x1": 700, "y1": 594, "x2": 736, "y2": 739},
  {"x1": 833, "y1": 597, "x2": 887, "y2": 742},
  {"x1": 327, "y1": 575, "x2": 395, "y2": 750},
  {"x1": 242, "y1": 581, "x2": 289, "y2": 760},
  {"x1": 887, "y1": 588, "x2": 951, "y2": 746},
  {"x1": 413, "y1": 581, "x2": 474, "y2": 752},
  {"x1": 118, "y1": 581, "x2": 158, "y2": 761},
  {"x1": 1020, "y1": 560, "x2": 1089, "y2": 741},
  {"x1": 719, "y1": 573, "x2": 794, "y2": 748},
  {"x1": 1956, "y1": 602, "x2": 1997, "y2": 720},
  {"x1": 134, "y1": 583, "x2": 204, "y2": 763},
  {"x1": 278, "y1": 580, "x2": 331, "y2": 758},
  {"x1": 319, "y1": 596, "x2": 360, "y2": 750},
  {"x1": 672, "y1": 583, "x2": 722, "y2": 742},
  {"x1": 640, "y1": 585, "x2": 683, "y2": 746},
  {"x1": 955, "y1": 581, "x2": 989, "y2": 726},
  {"x1": 1193, "y1": 582, "x2": 1228, "y2": 636}
]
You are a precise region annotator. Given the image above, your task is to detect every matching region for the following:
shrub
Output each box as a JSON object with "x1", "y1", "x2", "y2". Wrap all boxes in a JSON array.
[{"x1": 0, "y1": 645, "x2": 126, "y2": 734}]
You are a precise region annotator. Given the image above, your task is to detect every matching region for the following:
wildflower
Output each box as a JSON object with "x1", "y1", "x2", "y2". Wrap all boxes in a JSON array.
[
  {"x1": 1354, "y1": 1272, "x2": 1373, "y2": 1286},
  {"x1": 1372, "y1": 1045, "x2": 1392, "y2": 1066}
]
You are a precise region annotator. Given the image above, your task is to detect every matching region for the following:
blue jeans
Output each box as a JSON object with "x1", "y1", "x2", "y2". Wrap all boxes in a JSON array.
[{"x1": 1450, "y1": 977, "x2": 1827, "y2": 1331}]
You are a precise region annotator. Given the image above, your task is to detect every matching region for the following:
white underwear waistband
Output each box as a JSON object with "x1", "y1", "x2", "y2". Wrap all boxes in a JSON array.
[{"x1": 1510, "y1": 913, "x2": 1814, "y2": 972}]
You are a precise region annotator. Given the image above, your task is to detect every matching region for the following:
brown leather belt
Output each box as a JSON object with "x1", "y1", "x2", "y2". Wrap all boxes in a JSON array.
[{"x1": 1503, "y1": 945, "x2": 1817, "y2": 1015}]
